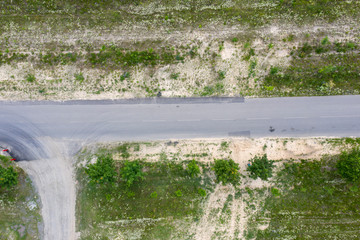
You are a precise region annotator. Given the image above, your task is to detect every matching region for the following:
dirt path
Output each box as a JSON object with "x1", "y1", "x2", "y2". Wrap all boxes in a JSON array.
[{"x1": 18, "y1": 138, "x2": 76, "y2": 240}]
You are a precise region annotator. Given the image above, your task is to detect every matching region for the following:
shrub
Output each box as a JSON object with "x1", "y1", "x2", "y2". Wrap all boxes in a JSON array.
[
  {"x1": 187, "y1": 160, "x2": 200, "y2": 178},
  {"x1": 120, "y1": 160, "x2": 144, "y2": 188},
  {"x1": 232, "y1": 37, "x2": 238, "y2": 43},
  {"x1": 0, "y1": 166, "x2": 18, "y2": 189},
  {"x1": 247, "y1": 154, "x2": 275, "y2": 180},
  {"x1": 337, "y1": 148, "x2": 360, "y2": 181},
  {"x1": 213, "y1": 159, "x2": 240, "y2": 185},
  {"x1": 85, "y1": 155, "x2": 117, "y2": 184}
]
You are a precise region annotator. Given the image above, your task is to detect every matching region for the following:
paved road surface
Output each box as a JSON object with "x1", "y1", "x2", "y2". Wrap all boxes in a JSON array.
[{"x1": 1, "y1": 95, "x2": 360, "y2": 240}]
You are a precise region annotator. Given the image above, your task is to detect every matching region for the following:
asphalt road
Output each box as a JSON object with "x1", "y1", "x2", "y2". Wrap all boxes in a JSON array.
[
  {"x1": 2, "y1": 95, "x2": 360, "y2": 145},
  {"x1": 1, "y1": 95, "x2": 360, "y2": 240}
]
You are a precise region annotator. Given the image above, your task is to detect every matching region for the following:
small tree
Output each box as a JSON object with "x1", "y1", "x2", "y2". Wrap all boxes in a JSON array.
[
  {"x1": 120, "y1": 160, "x2": 144, "y2": 188},
  {"x1": 213, "y1": 159, "x2": 240, "y2": 185},
  {"x1": 85, "y1": 155, "x2": 117, "y2": 184},
  {"x1": 0, "y1": 166, "x2": 18, "y2": 189},
  {"x1": 187, "y1": 159, "x2": 200, "y2": 177},
  {"x1": 247, "y1": 154, "x2": 274, "y2": 180},
  {"x1": 337, "y1": 148, "x2": 360, "y2": 181}
]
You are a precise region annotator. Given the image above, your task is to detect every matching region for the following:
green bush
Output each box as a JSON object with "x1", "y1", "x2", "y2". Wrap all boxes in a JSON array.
[
  {"x1": 187, "y1": 160, "x2": 200, "y2": 178},
  {"x1": 0, "y1": 166, "x2": 18, "y2": 189},
  {"x1": 247, "y1": 154, "x2": 275, "y2": 180},
  {"x1": 85, "y1": 155, "x2": 117, "y2": 184},
  {"x1": 213, "y1": 159, "x2": 240, "y2": 185},
  {"x1": 120, "y1": 160, "x2": 144, "y2": 188},
  {"x1": 337, "y1": 148, "x2": 360, "y2": 181}
]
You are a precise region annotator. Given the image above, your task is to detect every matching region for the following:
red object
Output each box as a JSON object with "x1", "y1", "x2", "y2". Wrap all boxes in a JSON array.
[
  {"x1": 10, "y1": 158, "x2": 16, "y2": 161},
  {"x1": 2, "y1": 149, "x2": 8, "y2": 152}
]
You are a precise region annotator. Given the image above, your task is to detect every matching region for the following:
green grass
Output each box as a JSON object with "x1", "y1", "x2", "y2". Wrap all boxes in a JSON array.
[
  {"x1": 76, "y1": 157, "x2": 213, "y2": 239},
  {"x1": 0, "y1": 162, "x2": 41, "y2": 240},
  {"x1": 249, "y1": 156, "x2": 360, "y2": 239}
]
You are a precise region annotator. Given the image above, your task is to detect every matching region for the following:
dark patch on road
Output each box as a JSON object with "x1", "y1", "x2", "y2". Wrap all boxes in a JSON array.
[{"x1": 228, "y1": 131, "x2": 251, "y2": 137}]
